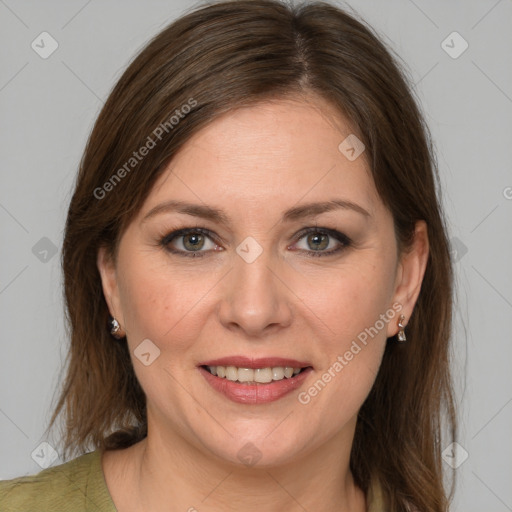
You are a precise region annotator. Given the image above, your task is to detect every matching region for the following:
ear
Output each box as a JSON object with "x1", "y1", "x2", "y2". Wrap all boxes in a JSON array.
[
  {"x1": 97, "y1": 246, "x2": 124, "y2": 325},
  {"x1": 387, "y1": 220, "x2": 429, "y2": 337}
]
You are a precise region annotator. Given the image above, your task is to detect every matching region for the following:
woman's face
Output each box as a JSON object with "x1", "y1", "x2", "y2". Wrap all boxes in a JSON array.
[{"x1": 99, "y1": 96, "x2": 426, "y2": 467}]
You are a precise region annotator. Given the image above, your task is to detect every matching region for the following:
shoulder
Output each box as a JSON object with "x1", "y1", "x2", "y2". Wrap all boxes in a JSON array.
[
  {"x1": 366, "y1": 476, "x2": 385, "y2": 511},
  {"x1": 366, "y1": 477, "x2": 420, "y2": 512},
  {"x1": 0, "y1": 450, "x2": 116, "y2": 512}
]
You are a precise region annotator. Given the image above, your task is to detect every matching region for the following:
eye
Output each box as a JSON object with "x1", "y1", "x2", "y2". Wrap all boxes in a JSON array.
[
  {"x1": 161, "y1": 228, "x2": 221, "y2": 257},
  {"x1": 160, "y1": 226, "x2": 351, "y2": 258},
  {"x1": 292, "y1": 227, "x2": 351, "y2": 257}
]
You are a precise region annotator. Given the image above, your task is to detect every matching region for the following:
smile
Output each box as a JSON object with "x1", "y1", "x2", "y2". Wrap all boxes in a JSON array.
[{"x1": 197, "y1": 357, "x2": 313, "y2": 404}]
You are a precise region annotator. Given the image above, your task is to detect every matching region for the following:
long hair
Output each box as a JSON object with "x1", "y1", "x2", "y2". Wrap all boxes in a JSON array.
[{"x1": 48, "y1": 1, "x2": 457, "y2": 510}]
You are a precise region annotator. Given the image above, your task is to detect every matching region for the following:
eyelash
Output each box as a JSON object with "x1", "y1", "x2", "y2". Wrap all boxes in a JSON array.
[{"x1": 159, "y1": 226, "x2": 352, "y2": 258}]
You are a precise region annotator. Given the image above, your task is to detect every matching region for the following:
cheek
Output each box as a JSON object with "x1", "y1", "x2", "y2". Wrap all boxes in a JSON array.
[
  {"x1": 298, "y1": 290, "x2": 389, "y2": 437},
  {"x1": 117, "y1": 258, "x2": 216, "y2": 357},
  {"x1": 297, "y1": 260, "x2": 394, "y2": 409},
  {"x1": 304, "y1": 259, "x2": 396, "y2": 347},
  {"x1": 116, "y1": 263, "x2": 215, "y2": 414}
]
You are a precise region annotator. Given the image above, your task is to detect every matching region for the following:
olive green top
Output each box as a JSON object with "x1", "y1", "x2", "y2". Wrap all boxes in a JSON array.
[{"x1": 0, "y1": 450, "x2": 384, "y2": 511}]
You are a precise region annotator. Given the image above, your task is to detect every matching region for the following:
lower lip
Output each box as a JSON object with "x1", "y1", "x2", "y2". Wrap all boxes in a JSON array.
[{"x1": 198, "y1": 366, "x2": 313, "y2": 404}]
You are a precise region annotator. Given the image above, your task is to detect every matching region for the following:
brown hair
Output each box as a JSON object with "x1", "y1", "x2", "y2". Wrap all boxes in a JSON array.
[{"x1": 48, "y1": 1, "x2": 457, "y2": 510}]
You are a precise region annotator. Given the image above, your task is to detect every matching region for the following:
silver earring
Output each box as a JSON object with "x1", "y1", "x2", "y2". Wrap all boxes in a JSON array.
[
  {"x1": 110, "y1": 316, "x2": 123, "y2": 339},
  {"x1": 397, "y1": 315, "x2": 407, "y2": 343}
]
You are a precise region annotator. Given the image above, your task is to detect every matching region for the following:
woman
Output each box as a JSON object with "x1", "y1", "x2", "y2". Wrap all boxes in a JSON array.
[{"x1": 0, "y1": 0, "x2": 457, "y2": 510}]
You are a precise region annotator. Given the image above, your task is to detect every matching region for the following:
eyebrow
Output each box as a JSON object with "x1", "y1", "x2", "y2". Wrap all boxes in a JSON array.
[{"x1": 142, "y1": 198, "x2": 370, "y2": 225}]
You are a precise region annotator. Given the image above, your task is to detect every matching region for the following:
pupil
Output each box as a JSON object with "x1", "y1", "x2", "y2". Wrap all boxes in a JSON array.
[
  {"x1": 185, "y1": 233, "x2": 204, "y2": 250},
  {"x1": 308, "y1": 233, "x2": 328, "y2": 251}
]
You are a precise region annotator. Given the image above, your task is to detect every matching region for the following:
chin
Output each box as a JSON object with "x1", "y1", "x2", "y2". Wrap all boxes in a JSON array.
[{"x1": 197, "y1": 428, "x2": 309, "y2": 469}]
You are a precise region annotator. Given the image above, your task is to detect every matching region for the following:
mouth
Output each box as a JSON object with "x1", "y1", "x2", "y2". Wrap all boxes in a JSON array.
[{"x1": 197, "y1": 356, "x2": 313, "y2": 404}]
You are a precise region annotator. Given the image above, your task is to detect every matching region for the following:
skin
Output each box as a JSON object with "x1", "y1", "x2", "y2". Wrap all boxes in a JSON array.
[{"x1": 97, "y1": 95, "x2": 429, "y2": 512}]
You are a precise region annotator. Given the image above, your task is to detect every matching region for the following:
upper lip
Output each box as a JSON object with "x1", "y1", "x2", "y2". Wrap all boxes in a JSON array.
[{"x1": 199, "y1": 356, "x2": 312, "y2": 369}]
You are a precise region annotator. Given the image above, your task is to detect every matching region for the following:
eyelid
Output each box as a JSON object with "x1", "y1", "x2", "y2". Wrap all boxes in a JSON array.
[
  {"x1": 292, "y1": 226, "x2": 351, "y2": 245},
  {"x1": 161, "y1": 227, "x2": 219, "y2": 246},
  {"x1": 161, "y1": 227, "x2": 223, "y2": 257},
  {"x1": 289, "y1": 226, "x2": 351, "y2": 256}
]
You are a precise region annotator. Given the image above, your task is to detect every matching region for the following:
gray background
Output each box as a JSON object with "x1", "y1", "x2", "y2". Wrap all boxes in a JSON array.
[{"x1": 1, "y1": 0, "x2": 511, "y2": 510}]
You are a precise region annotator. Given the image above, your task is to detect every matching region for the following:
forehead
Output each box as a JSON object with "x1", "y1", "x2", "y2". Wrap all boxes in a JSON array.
[{"x1": 141, "y1": 96, "x2": 381, "y2": 221}]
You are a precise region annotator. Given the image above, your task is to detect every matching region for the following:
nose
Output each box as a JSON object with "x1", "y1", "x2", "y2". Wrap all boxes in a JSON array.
[{"x1": 217, "y1": 247, "x2": 293, "y2": 337}]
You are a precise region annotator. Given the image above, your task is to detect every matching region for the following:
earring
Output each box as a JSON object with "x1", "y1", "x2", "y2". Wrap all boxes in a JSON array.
[
  {"x1": 397, "y1": 314, "x2": 407, "y2": 343},
  {"x1": 109, "y1": 316, "x2": 124, "y2": 339}
]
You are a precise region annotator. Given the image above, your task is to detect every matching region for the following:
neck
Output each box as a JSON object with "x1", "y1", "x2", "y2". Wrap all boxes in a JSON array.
[{"x1": 114, "y1": 420, "x2": 367, "y2": 512}]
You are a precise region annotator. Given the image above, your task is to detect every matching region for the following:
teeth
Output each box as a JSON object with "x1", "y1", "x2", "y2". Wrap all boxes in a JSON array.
[
  {"x1": 254, "y1": 368, "x2": 273, "y2": 383},
  {"x1": 237, "y1": 367, "x2": 254, "y2": 383},
  {"x1": 226, "y1": 366, "x2": 238, "y2": 381},
  {"x1": 272, "y1": 367, "x2": 284, "y2": 380},
  {"x1": 205, "y1": 365, "x2": 304, "y2": 383}
]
